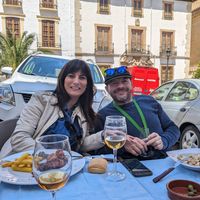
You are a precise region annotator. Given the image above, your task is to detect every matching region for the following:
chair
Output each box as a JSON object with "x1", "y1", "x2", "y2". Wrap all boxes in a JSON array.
[{"x1": 0, "y1": 118, "x2": 18, "y2": 150}]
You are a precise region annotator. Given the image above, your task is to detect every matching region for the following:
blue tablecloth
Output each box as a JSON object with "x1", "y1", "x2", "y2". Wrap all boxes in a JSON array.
[{"x1": 0, "y1": 156, "x2": 200, "y2": 200}]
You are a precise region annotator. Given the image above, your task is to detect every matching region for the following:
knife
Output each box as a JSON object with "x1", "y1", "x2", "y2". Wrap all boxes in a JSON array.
[{"x1": 153, "y1": 160, "x2": 184, "y2": 183}]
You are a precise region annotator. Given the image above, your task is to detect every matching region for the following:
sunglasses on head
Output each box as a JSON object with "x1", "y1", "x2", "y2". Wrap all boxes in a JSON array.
[{"x1": 105, "y1": 66, "x2": 127, "y2": 76}]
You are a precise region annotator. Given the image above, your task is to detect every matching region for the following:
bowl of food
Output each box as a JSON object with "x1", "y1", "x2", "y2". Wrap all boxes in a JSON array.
[{"x1": 167, "y1": 180, "x2": 200, "y2": 200}]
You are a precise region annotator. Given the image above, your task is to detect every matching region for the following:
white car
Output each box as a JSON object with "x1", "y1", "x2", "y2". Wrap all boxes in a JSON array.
[
  {"x1": 151, "y1": 79, "x2": 200, "y2": 149},
  {"x1": 0, "y1": 53, "x2": 111, "y2": 121}
]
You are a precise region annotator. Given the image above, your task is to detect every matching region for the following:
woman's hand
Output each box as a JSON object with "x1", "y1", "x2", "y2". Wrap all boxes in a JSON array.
[
  {"x1": 146, "y1": 132, "x2": 163, "y2": 150},
  {"x1": 124, "y1": 135, "x2": 147, "y2": 156}
]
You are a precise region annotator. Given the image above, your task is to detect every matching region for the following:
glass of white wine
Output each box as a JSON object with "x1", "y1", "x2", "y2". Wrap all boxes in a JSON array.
[
  {"x1": 104, "y1": 115, "x2": 127, "y2": 181},
  {"x1": 33, "y1": 134, "x2": 72, "y2": 200}
]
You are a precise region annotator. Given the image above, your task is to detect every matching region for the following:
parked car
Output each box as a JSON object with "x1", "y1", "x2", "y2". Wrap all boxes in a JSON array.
[
  {"x1": 0, "y1": 53, "x2": 111, "y2": 121},
  {"x1": 150, "y1": 79, "x2": 200, "y2": 149}
]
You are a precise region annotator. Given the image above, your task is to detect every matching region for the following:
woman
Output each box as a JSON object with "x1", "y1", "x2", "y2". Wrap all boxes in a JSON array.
[{"x1": 0, "y1": 59, "x2": 104, "y2": 158}]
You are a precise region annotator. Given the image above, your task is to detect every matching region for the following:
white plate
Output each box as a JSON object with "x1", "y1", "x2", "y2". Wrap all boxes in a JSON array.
[
  {"x1": 167, "y1": 148, "x2": 200, "y2": 171},
  {"x1": 0, "y1": 151, "x2": 85, "y2": 185}
]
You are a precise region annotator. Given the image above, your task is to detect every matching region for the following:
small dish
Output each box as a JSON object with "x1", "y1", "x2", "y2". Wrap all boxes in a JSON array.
[
  {"x1": 167, "y1": 180, "x2": 200, "y2": 200},
  {"x1": 167, "y1": 148, "x2": 200, "y2": 171}
]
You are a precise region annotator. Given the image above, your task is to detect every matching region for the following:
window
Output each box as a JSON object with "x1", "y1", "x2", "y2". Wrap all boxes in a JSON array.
[
  {"x1": 40, "y1": 0, "x2": 57, "y2": 9},
  {"x1": 151, "y1": 82, "x2": 173, "y2": 101},
  {"x1": 166, "y1": 82, "x2": 194, "y2": 102},
  {"x1": 97, "y1": 0, "x2": 110, "y2": 14},
  {"x1": 163, "y1": 2, "x2": 173, "y2": 20},
  {"x1": 132, "y1": 0, "x2": 143, "y2": 17},
  {"x1": 131, "y1": 29, "x2": 143, "y2": 52},
  {"x1": 161, "y1": 31, "x2": 174, "y2": 52},
  {"x1": 6, "y1": 17, "x2": 20, "y2": 38},
  {"x1": 161, "y1": 65, "x2": 173, "y2": 83},
  {"x1": 96, "y1": 25, "x2": 112, "y2": 53},
  {"x1": 42, "y1": 20, "x2": 55, "y2": 47}
]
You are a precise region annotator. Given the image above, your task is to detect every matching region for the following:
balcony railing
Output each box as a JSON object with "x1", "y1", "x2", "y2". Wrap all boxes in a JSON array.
[
  {"x1": 160, "y1": 46, "x2": 177, "y2": 57},
  {"x1": 39, "y1": 0, "x2": 57, "y2": 9},
  {"x1": 99, "y1": 6, "x2": 110, "y2": 14},
  {"x1": 3, "y1": 0, "x2": 22, "y2": 6},
  {"x1": 164, "y1": 13, "x2": 173, "y2": 20},
  {"x1": 37, "y1": 34, "x2": 61, "y2": 49},
  {"x1": 133, "y1": 9, "x2": 143, "y2": 17},
  {"x1": 94, "y1": 42, "x2": 114, "y2": 55},
  {"x1": 127, "y1": 45, "x2": 150, "y2": 56}
]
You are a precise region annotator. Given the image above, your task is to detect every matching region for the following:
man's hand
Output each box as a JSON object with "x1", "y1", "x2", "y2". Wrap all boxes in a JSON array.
[
  {"x1": 146, "y1": 132, "x2": 163, "y2": 150},
  {"x1": 124, "y1": 135, "x2": 147, "y2": 156}
]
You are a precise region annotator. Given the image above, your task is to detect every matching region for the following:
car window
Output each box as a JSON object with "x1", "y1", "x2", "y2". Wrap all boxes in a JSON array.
[
  {"x1": 18, "y1": 56, "x2": 104, "y2": 83},
  {"x1": 151, "y1": 82, "x2": 173, "y2": 100},
  {"x1": 185, "y1": 84, "x2": 199, "y2": 100},
  {"x1": 165, "y1": 81, "x2": 193, "y2": 101},
  {"x1": 18, "y1": 56, "x2": 68, "y2": 78},
  {"x1": 88, "y1": 64, "x2": 104, "y2": 83}
]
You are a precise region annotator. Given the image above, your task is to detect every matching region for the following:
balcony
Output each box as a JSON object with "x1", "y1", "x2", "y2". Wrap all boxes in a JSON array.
[
  {"x1": 133, "y1": 9, "x2": 143, "y2": 18},
  {"x1": 160, "y1": 46, "x2": 177, "y2": 58},
  {"x1": 37, "y1": 34, "x2": 61, "y2": 49},
  {"x1": 94, "y1": 42, "x2": 114, "y2": 55},
  {"x1": 164, "y1": 13, "x2": 173, "y2": 20},
  {"x1": 99, "y1": 6, "x2": 110, "y2": 14},
  {"x1": 39, "y1": 0, "x2": 57, "y2": 10},
  {"x1": 127, "y1": 46, "x2": 150, "y2": 57},
  {"x1": 2, "y1": 0, "x2": 22, "y2": 7}
]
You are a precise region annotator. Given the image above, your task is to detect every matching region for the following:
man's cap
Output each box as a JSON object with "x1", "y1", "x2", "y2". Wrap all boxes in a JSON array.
[{"x1": 104, "y1": 66, "x2": 132, "y2": 84}]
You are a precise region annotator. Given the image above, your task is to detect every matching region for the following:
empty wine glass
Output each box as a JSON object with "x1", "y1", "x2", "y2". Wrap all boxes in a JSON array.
[
  {"x1": 32, "y1": 134, "x2": 72, "y2": 200},
  {"x1": 104, "y1": 115, "x2": 127, "y2": 181}
]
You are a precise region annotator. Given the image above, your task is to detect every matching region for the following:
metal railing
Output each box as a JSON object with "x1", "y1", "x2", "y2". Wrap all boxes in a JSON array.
[
  {"x1": 37, "y1": 34, "x2": 61, "y2": 48},
  {"x1": 99, "y1": 6, "x2": 110, "y2": 14},
  {"x1": 133, "y1": 9, "x2": 142, "y2": 17},
  {"x1": 160, "y1": 46, "x2": 177, "y2": 57},
  {"x1": 94, "y1": 42, "x2": 114, "y2": 55},
  {"x1": 164, "y1": 13, "x2": 173, "y2": 20},
  {"x1": 39, "y1": 0, "x2": 57, "y2": 9},
  {"x1": 2, "y1": 0, "x2": 22, "y2": 6},
  {"x1": 127, "y1": 45, "x2": 150, "y2": 56}
]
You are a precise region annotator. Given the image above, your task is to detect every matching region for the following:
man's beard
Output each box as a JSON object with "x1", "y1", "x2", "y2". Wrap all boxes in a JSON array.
[{"x1": 111, "y1": 88, "x2": 132, "y2": 105}]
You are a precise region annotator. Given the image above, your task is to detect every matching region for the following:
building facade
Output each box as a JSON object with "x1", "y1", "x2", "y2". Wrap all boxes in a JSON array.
[
  {"x1": 77, "y1": 0, "x2": 193, "y2": 83},
  {"x1": 0, "y1": 0, "x2": 194, "y2": 83},
  {"x1": 0, "y1": 0, "x2": 75, "y2": 56},
  {"x1": 190, "y1": 0, "x2": 200, "y2": 75}
]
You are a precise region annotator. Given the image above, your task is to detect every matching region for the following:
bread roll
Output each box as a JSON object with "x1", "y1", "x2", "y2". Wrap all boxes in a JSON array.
[{"x1": 88, "y1": 158, "x2": 108, "y2": 174}]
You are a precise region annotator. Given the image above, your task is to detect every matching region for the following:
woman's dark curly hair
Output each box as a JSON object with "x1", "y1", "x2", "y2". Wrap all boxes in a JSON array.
[{"x1": 55, "y1": 59, "x2": 95, "y2": 125}]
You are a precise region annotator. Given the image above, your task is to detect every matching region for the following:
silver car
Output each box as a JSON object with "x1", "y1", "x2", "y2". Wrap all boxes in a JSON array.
[
  {"x1": 0, "y1": 53, "x2": 111, "y2": 121},
  {"x1": 151, "y1": 79, "x2": 200, "y2": 149}
]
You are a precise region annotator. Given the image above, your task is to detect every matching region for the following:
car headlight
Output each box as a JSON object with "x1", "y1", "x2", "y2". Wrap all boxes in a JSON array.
[{"x1": 0, "y1": 84, "x2": 15, "y2": 105}]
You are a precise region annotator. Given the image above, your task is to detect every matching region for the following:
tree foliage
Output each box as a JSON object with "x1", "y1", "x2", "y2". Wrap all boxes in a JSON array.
[
  {"x1": 0, "y1": 31, "x2": 35, "y2": 70},
  {"x1": 192, "y1": 63, "x2": 200, "y2": 79}
]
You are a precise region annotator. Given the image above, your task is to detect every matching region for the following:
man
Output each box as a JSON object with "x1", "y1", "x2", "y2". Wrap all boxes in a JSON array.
[{"x1": 94, "y1": 66, "x2": 180, "y2": 159}]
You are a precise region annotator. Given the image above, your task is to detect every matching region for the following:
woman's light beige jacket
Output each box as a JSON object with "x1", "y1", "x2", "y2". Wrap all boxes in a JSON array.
[{"x1": 0, "y1": 91, "x2": 104, "y2": 158}]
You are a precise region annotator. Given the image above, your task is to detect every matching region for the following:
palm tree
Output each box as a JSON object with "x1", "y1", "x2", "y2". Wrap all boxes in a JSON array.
[
  {"x1": 0, "y1": 30, "x2": 35, "y2": 70},
  {"x1": 193, "y1": 63, "x2": 200, "y2": 79}
]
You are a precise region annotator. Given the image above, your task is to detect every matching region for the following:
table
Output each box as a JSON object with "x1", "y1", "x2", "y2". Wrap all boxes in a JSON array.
[{"x1": 0, "y1": 157, "x2": 200, "y2": 200}]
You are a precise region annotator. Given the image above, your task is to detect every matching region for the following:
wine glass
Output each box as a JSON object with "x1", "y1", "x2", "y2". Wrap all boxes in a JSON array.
[
  {"x1": 32, "y1": 134, "x2": 72, "y2": 200},
  {"x1": 104, "y1": 115, "x2": 127, "y2": 181}
]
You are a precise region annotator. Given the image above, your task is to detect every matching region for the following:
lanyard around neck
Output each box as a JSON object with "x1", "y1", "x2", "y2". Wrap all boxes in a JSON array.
[{"x1": 113, "y1": 99, "x2": 148, "y2": 135}]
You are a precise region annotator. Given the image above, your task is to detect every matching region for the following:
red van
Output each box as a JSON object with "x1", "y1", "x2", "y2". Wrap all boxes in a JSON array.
[{"x1": 127, "y1": 66, "x2": 159, "y2": 96}]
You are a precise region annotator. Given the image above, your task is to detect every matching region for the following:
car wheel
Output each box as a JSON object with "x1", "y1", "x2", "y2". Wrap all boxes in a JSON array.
[{"x1": 180, "y1": 125, "x2": 200, "y2": 149}]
